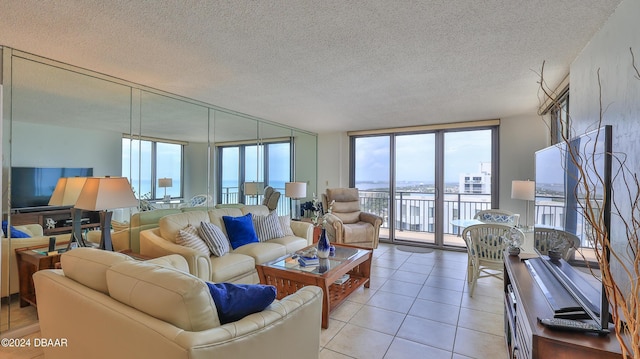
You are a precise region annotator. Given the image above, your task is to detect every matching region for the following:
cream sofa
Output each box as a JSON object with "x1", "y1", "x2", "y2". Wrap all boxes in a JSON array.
[
  {"x1": 140, "y1": 205, "x2": 313, "y2": 283},
  {"x1": 34, "y1": 248, "x2": 322, "y2": 359},
  {"x1": 1, "y1": 224, "x2": 71, "y2": 297}
]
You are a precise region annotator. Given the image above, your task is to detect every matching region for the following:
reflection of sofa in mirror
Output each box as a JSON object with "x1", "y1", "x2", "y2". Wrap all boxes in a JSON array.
[
  {"x1": 1, "y1": 224, "x2": 71, "y2": 297},
  {"x1": 140, "y1": 205, "x2": 313, "y2": 283},
  {"x1": 34, "y1": 248, "x2": 322, "y2": 359}
]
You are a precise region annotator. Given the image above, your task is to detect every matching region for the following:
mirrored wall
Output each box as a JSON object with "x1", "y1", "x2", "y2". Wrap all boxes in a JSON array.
[{"x1": 0, "y1": 47, "x2": 317, "y2": 332}]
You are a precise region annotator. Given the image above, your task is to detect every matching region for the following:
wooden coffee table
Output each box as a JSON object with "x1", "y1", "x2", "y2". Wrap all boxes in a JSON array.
[{"x1": 256, "y1": 244, "x2": 372, "y2": 328}]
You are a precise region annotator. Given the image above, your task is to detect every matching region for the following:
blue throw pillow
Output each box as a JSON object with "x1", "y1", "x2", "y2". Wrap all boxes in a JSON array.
[
  {"x1": 222, "y1": 213, "x2": 259, "y2": 249},
  {"x1": 205, "y1": 282, "x2": 277, "y2": 324},
  {"x1": 1, "y1": 221, "x2": 31, "y2": 238}
]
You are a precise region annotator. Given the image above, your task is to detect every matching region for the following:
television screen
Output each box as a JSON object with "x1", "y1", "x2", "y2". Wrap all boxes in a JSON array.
[
  {"x1": 533, "y1": 126, "x2": 611, "y2": 332},
  {"x1": 11, "y1": 167, "x2": 94, "y2": 209}
]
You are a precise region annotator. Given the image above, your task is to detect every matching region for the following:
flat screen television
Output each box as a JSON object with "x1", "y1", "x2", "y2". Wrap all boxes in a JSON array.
[
  {"x1": 11, "y1": 167, "x2": 94, "y2": 210},
  {"x1": 533, "y1": 125, "x2": 611, "y2": 332}
]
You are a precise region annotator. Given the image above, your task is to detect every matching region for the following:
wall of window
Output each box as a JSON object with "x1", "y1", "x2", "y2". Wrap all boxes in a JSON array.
[
  {"x1": 349, "y1": 121, "x2": 499, "y2": 248},
  {"x1": 217, "y1": 140, "x2": 291, "y2": 213},
  {"x1": 122, "y1": 137, "x2": 184, "y2": 200}
]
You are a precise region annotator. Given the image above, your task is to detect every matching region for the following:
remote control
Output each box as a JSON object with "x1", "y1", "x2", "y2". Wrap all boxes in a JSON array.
[{"x1": 538, "y1": 317, "x2": 609, "y2": 334}]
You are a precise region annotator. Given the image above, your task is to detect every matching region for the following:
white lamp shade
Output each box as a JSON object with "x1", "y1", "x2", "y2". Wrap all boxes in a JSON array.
[
  {"x1": 48, "y1": 177, "x2": 88, "y2": 206},
  {"x1": 511, "y1": 180, "x2": 535, "y2": 201},
  {"x1": 244, "y1": 182, "x2": 264, "y2": 195},
  {"x1": 158, "y1": 178, "x2": 173, "y2": 188},
  {"x1": 74, "y1": 177, "x2": 139, "y2": 211},
  {"x1": 285, "y1": 182, "x2": 307, "y2": 199}
]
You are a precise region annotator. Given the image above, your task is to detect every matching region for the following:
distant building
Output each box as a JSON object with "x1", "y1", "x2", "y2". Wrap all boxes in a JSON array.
[{"x1": 459, "y1": 162, "x2": 491, "y2": 194}]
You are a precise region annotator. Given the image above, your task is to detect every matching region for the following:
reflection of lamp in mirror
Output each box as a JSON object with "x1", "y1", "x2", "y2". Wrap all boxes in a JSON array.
[
  {"x1": 74, "y1": 177, "x2": 139, "y2": 251},
  {"x1": 511, "y1": 180, "x2": 535, "y2": 230},
  {"x1": 244, "y1": 182, "x2": 264, "y2": 205},
  {"x1": 285, "y1": 182, "x2": 307, "y2": 220},
  {"x1": 48, "y1": 177, "x2": 88, "y2": 248},
  {"x1": 158, "y1": 177, "x2": 173, "y2": 201}
]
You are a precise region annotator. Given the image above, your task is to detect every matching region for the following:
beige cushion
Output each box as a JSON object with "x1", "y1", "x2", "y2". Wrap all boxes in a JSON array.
[
  {"x1": 146, "y1": 254, "x2": 190, "y2": 272},
  {"x1": 241, "y1": 205, "x2": 270, "y2": 217},
  {"x1": 278, "y1": 215, "x2": 295, "y2": 236},
  {"x1": 342, "y1": 222, "x2": 375, "y2": 244},
  {"x1": 232, "y1": 242, "x2": 287, "y2": 264},
  {"x1": 61, "y1": 248, "x2": 133, "y2": 294},
  {"x1": 209, "y1": 253, "x2": 256, "y2": 282},
  {"x1": 158, "y1": 211, "x2": 210, "y2": 243},
  {"x1": 334, "y1": 211, "x2": 360, "y2": 224},
  {"x1": 106, "y1": 260, "x2": 221, "y2": 331},
  {"x1": 268, "y1": 236, "x2": 308, "y2": 253}
]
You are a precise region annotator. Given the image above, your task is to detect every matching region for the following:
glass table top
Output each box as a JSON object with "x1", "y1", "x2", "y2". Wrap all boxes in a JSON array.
[{"x1": 263, "y1": 245, "x2": 365, "y2": 275}]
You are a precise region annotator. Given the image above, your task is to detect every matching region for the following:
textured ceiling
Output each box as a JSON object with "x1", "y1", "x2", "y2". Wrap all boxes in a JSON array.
[{"x1": 0, "y1": 0, "x2": 622, "y2": 134}]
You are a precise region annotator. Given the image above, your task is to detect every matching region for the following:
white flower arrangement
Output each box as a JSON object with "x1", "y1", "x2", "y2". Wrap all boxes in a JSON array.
[{"x1": 310, "y1": 194, "x2": 334, "y2": 228}]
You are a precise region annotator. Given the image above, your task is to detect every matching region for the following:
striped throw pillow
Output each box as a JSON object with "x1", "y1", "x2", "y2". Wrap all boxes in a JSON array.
[
  {"x1": 253, "y1": 210, "x2": 285, "y2": 242},
  {"x1": 175, "y1": 225, "x2": 210, "y2": 256},
  {"x1": 198, "y1": 222, "x2": 230, "y2": 257}
]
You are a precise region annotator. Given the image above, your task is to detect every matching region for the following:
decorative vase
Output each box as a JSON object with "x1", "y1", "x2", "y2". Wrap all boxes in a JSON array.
[
  {"x1": 508, "y1": 246, "x2": 521, "y2": 256},
  {"x1": 317, "y1": 228, "x2": 330, "y2": 259}
]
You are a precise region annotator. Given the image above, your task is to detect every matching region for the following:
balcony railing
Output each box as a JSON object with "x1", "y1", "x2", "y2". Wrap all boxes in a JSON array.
[
  {"x1": 358, "y1": 190, "x2": 594, "y2": 249},
  {"x1": 221, "y1": 186, "x2": 289, "y2": 216}
]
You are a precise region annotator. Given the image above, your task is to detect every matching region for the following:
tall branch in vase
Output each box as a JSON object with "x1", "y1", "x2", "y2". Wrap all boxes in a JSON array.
[{"x1": 537, "y1": 49, "x2": 639, "y2": 359}]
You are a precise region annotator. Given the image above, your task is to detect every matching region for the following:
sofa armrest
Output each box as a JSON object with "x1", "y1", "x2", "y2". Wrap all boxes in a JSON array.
[
  {"x1": 175, "y1": 286, "x2": 322, "y2": 358},
  {"x1": 139, "y1": 228, "x2": 212, "y2": 281},
  {"x1": 14, "y1": 223, "x2": 45, "y2": 237},
  {"x1": 324, "y1": 213, "x2": 343, "y2": 243},
  {"x1": 290, "y1": 220, "x2": 313, "y2": 245}
]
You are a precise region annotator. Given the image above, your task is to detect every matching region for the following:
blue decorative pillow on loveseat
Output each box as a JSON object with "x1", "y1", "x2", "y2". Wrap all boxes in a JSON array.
[
  {"x1": 222, "y1": 213, "x2": 259, "y2": 249},
  {"x1": 205, "y1": 282, "x2": 277, "y2": 324},
  {"x1": 2, "y1": 221, "x2": 31, "y2": 238}
]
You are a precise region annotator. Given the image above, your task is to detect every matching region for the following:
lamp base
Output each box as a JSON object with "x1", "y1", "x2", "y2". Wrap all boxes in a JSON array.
[
  {"x1": 99, "y1": 210, "x2": 114, "y2": 251},
  {"x1": 291, "y1": 199, "x2": 301, "y2": 220},
  {"x1": 67, "y1": 208, "x2": 88, "y2": 250}
]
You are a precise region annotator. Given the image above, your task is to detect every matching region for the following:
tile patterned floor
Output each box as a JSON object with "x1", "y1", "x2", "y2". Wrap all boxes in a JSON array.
[
  {"x1": 320, "y1": 243, "x2": 507, "y2": 359},
  {"x1": 1, "y1": 243, "x2": 507, "y2": 359}
]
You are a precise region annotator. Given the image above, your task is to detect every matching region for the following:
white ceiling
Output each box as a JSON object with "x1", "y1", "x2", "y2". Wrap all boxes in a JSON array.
[{"x1": 0, "y1": 0, "x2": 622, "y2": 134}]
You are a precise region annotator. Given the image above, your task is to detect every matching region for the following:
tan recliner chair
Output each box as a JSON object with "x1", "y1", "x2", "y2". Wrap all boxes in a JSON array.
[
  {"x1": 262, "y1": 186, "x2": 281, "y2": 211},
  {"x1": 322, "y1": 188, "x2": 382, "y2": 249}
]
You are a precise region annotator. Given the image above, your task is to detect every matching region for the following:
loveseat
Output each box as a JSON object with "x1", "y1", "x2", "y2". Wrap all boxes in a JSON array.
[
  {"x1": 1, "y1": 224, "x2": 71, "y2": 297},
  {"x1": 34, "y1": 248, "x2": 322, "y2": 359},
  {"x1": 140, "y1": 205, "x2": 313, "y2": 283}
]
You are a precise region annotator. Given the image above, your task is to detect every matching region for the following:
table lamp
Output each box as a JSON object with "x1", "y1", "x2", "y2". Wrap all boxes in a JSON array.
[
  {"x1": 511, "y1": 180, "x2": 535, "y2": 229},
  {"x1": 48, "y1": 177, "x2": 89, "y2": 248},
  {"x1": 74, "y1": 176, "x2": 139, "y2": 251},
  {"x1": 244, "y1": 181, "x2": 264, "y2": 205},
  {"x1": 285, "y1": 182, "x2": 307, "y2": 220},
  {"x1": 158, "y1": 177, "x2": 173, "y2": 200}
]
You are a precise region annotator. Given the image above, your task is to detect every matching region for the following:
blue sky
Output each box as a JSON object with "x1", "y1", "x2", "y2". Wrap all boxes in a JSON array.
[{"x1": 355, "y1": 130, "x2": 492, "y2": 184}]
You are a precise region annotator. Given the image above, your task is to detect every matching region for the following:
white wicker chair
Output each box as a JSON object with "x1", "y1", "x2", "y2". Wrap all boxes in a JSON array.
[
  {"x1": 534, "y1": 227, "x2": 580, "y2": 260},
  {"x1": 462, "y1": 223, "x2": 524, "y2": 297},
  {"x1": 179, "y1": 194, "x2": 213, "y2": 208},
  {"x1": 474, "y1": 209, "x2": 520, "y2": 227}
]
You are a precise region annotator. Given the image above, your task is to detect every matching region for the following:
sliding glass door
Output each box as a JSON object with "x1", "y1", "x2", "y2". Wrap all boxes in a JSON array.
[
  {"x1": 442, "y1": 129, "x2": 493, "y2": 247},
  {"x1": 394, "y1": 133, "x2": 436, "y2": 244},
  {"x1": 351, "y1": 126, "x2": 497, "y2": 247}
]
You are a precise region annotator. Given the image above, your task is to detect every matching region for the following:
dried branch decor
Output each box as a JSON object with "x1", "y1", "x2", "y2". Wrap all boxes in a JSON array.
[{"x1": 537, "y1": 49, "x2": 639, "y2": 359}]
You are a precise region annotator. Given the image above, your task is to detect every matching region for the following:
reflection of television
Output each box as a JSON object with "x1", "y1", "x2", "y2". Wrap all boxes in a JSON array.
[
  {"x1": 533, "y1": 126, "x2": 611, "y2": 332},
  {"x1": 11, "y1": 167, "x2": 94, "y2": 209}
]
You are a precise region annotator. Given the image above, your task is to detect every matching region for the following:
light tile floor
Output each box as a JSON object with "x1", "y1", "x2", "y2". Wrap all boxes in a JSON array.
[
  {"x1": 2, "y1": 243, "x2": 507, "y2": 359},
  {"x1": 320, "y1": 243, "x2": 507, "y2": 359}
]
